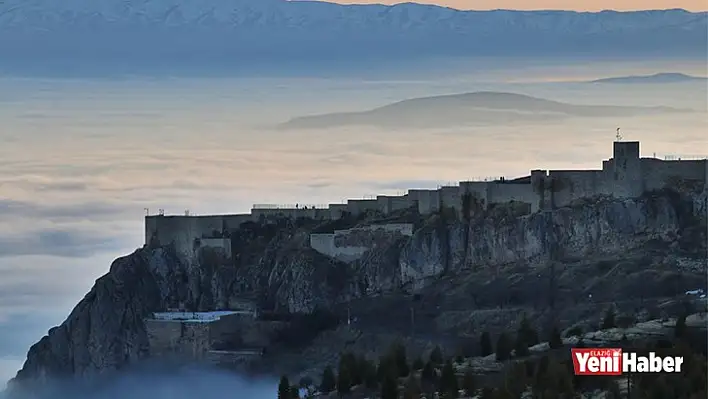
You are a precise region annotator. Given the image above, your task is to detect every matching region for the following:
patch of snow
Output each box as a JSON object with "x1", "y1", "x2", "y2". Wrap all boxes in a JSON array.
[
  {"x1": 530, "y1": 342, "x2": 550, "y2": 352},
  {"x1": 686, "y1": 313, "x2": 708, "y2": 327},
  {"x1": 0, "y1": 0, "x2": 702, "y2": 31},
  {"x1": 150, "y1": 310, "x2": 252, "y2": 322}
]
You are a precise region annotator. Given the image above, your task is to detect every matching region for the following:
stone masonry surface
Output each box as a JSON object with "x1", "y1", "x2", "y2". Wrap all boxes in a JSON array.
[
  {"x1": 310, "y1": 224, "x2": 414, "y2": 263},
  {"x1": 144, "y1": 141, "x2": 707, "y2": 265},
  {"x1": 143, "y1": 310, "x2": 274, "y2": 366}
]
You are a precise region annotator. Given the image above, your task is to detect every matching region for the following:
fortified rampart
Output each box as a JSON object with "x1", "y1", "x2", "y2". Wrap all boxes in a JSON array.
[
  {"x1": 310, "y1": 224, "x2": 414, "y2": 263},
  {"x1": 145, "y1": 141, "x2": 707, "y2": 264},
  {"x1": 144, "y1": 310, "x2": 283, "y2": 366}
]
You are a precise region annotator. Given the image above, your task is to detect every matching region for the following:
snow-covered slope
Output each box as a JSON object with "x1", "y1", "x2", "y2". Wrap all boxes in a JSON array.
[
  {"x1": 0, "y1": 0, "x2": 705, "y2": 72},
  {"x1": 0, "y1": 0, "x2": 704, "y2": 34}
]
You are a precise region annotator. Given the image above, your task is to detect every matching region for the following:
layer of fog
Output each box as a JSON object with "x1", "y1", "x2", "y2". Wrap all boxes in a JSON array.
[
  {"x1": 1, "y1": 365, "x2": 276, "y2": 399},
  {"x1": 0, "y1": 58, "x2": 706, "y2": 389}
]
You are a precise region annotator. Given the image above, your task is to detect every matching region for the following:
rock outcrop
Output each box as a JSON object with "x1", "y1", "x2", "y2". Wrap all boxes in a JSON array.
[{"x1": 8, "y1": 189, "x2": 706, "y2": 393}]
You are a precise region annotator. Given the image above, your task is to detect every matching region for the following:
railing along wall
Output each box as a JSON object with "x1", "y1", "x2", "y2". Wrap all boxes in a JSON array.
[
  {"x1": 252, "y1": 204, "x2": 329, "y2": 209},
  {"x1": 661, "y1": 155, "x2": 708, "y2": 161}
]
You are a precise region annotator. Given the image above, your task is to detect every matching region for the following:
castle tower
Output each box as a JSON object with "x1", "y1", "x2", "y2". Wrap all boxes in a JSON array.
[
  {"x1": 611, "y1": 140, "x2": 643, "y2": 198},
  {"x1": 530, "y1": 169, "x2": 550, "y2": 211}
]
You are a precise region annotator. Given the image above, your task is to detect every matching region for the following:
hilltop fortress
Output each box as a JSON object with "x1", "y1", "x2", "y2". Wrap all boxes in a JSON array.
[
  {"x1": 145, "y1": 141, "x2": 707, "y2": 264},
  {"x1": 138, "y1": 139, "x2": 707, "y2": 368}
]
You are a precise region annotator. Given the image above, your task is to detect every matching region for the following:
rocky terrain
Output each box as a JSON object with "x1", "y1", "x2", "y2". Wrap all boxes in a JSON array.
[{"x1": 6, "y1": 187, "x2": 707, "y2": 396}]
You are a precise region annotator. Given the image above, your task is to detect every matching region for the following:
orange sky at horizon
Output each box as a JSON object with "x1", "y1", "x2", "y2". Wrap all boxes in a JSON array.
[{"x1": 329, "y1": 0, "x2": 707, "y2": 11}]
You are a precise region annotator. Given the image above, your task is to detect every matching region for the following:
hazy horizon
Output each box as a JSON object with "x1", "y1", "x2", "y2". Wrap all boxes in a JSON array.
[
  {"x1": 328, "y1": 0, "x2": 707, "y2": 11},
  {"x1": 1, "y1": 55, "x2": 706, "y2": 396}
]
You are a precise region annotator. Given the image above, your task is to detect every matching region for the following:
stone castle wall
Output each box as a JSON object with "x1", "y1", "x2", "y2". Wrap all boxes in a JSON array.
[
  {"x1": 310, "y1": 224, "x2": 414, "y2": 263},
  {"x1": 144, "y1": 319, "x2": 211, "y2": 361},
  {"x1": 377, "y1": 194, "x2": 412, "y2": 214},
  {"x1": 145, "y1": 214, "x2": 251, "y2": 261},
  {"x1": 145, "y1": 141, "x2": 707, "y2": 263},
  {"x1": 641, "y1": 158, "x2": 707, "y2": 191},
  {"x1": 197, "y1": 238, "x2": 232, "y2": 259},
  {"x1": 488, "y1": 181, "x2": 539, "y2": 211},
  {"x1": 144, "y1": 311, "x2": 279, "y2": 365}
]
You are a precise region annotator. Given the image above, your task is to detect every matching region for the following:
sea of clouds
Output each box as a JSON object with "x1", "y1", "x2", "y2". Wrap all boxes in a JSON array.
[{"x1": 0, "y1": 58, "x2": 706, "y2": 395}]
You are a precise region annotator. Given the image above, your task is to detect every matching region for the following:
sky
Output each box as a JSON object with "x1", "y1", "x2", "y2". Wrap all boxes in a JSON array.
[{"x1": 330, "y1": 0, "x2": 707, "y2": 11}]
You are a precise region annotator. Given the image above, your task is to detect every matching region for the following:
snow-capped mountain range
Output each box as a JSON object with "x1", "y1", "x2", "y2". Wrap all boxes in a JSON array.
[
  {"x1": 0, "y1": 0, "x2": 705, "y2": 72},
  {"x1": 1, "y1": 0, "x2": 704, "y2": 34}
]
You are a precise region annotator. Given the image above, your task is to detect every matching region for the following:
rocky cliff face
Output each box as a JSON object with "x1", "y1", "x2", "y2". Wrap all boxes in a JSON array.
[
  {"x1": 8, "y1": 189, "x2": 706, "y2": 393},
  {"x1": 396, "y1": 190, "x2": 701, "y2": 291}
]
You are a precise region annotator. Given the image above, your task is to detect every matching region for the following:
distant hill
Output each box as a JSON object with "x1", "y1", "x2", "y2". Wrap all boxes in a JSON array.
[
  {"x1": 279, "y1": 92, "x2": 692, "y2": 129},
  {"x1": 590, "y1": 73, "x2": 708, "y2": 84}
]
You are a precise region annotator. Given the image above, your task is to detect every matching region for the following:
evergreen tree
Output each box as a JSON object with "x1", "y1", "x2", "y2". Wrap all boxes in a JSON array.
[
  {"x1": 352, "y1": 354, "x2": 364, "y2": 386},
  {"x1": 289, "y1": 385, "x2": 300, "y2": 399},
  {"x1": 421, "y1": 360, "x2": 436, "y2": 384},
  {"x1": 439, "y1": 360, "x2": 459, "y2": 398},
  {"x1": 339, "y1": 352, "x2": 361, "y2": 387},
  {"x1": 462, "y1": 370, "x2": 476, "y2": 396},
  {"x1": 675, "y1": 313, "x2": 687, "y2": 339},
  {"x1": 606, "y1": 380, "x2": 622, "y2": 399},
  {"x1": 336, "y1": 364, "x2": 351, "y2": 395},
  {"x1": 412, "y1": 356, "x2": 424, "y2": 370},
  {"x1": 392, "y1": 342, "x2": 410, "y2": 377},
  {"x1": 458, "y1": 337, "x2": 476, "y2": 358},
  {"x1": 298, "y1": 376, "x2": 313, "y2": 391},
  {"x1": 402, "y1": 375, "x2": 421, "y2": 399},
  {"x1": 429, "y1": 346, "x2": 444, "y2": 365},
  {"x1": 479, "y1": 387, "x2": 495, "y2": 399},
  {"x1": 278, "y1": 375, "x2": 291, "y2": 399},
  {"x1": 480, "y1": 331, "x2": 493, "y2": 356},
  {"x1": 680, "y1": 299, "x2": 696, "y2": 317},
  {"x1": 601, "y1": 306, "x2": 617, "y2": 329},
  {"x1": 364, "y1": 361, "x2": 379, "y2": 389},
  {"x1": 523, "y1": 360, "x2": 535, "y2": 379},
  {"x1": 555, "y1": 360, "x2": 575, "y2": 395},
  {"x1": 648, "y1": 376, "x2": 672, "y2": 399},
  {"x1": 354, "y1": 354, "x2": 368, "y2": 386},
  {"x1": 495, "y1": 332, "x2": 512, "y2": 361},
  {"x1": 320, "y1": 366, "x2": 336, "y2": 394},
  {"x1": 377, "y1": 355, "x2": 397, "y2": 384},
  {"x1": 565, "y1": 326, "x2": 583, "y2": 338},
  {"x1": 517, "y1": 314, "x2": 539, "y2": 346},
  {"x1": 620, "y1": 333, "x2": 629, "y2": 345},
  {"x1": 549, "y1": 326, "x2": 563, "y2": 349},
  {"x1": 505, "y1": 362, "x2": 527, "y2": 396},
  {"x1": 381, "y1": 371, "x2": 399, "y2": 399},
  {"x1": 514, "y1": 333, "x2": 530, "y2": 358}
]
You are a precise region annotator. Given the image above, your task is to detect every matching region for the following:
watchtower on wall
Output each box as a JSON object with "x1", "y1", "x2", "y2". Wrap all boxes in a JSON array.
[
  {"x1": 530, "y1": 169, "x2": 550, "y2": 211},
  {"x1": 610, "y1": 140, "x2": 643, "y2": 198},
  {"x1": 144, "y1": 138, "x2": 704, "y2": 252}
]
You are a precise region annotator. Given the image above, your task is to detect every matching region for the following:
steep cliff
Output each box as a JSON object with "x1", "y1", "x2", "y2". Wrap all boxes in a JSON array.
[{"x1": 8, "y1": 189, "x2": 707, "y2": 393}]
